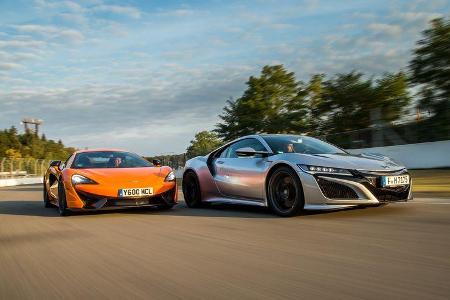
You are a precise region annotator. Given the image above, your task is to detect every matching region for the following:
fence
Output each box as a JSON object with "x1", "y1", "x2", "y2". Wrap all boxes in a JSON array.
[{"x1": 0, "y1": 158, "x2": 52, "y2": 179}]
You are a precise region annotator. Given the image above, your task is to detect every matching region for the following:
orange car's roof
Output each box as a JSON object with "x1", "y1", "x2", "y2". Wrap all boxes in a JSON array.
[{"x1": 75, "y1": 148, "x2": 130, "y2": 154}]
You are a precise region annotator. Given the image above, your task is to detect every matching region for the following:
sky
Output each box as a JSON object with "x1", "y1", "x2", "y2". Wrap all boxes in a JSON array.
[{"x1": 0, "y1": 0, "x2": 448, "y2": 156}]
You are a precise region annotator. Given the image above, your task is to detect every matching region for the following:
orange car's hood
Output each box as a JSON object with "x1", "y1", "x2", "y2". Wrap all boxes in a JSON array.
[
  {"x1": 71, "y1": 167, "x2": 172, "y2": 197},
  {"x1": 77, "y1": 167, "x2": 165, "y2": 184}
]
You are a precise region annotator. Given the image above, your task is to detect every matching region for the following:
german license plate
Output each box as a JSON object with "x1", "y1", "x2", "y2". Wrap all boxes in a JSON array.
[
  {"x1": 118, "y1": 187, "x2": 153, "y2": 198},
  {"x1": 381, "y1": 175, "x2": 409, "y2": 187}
]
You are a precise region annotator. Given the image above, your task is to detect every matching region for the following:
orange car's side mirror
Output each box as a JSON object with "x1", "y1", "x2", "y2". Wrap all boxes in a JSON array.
[{"x1": 50, "y1": 160, "x2": 62, "y2": 168}]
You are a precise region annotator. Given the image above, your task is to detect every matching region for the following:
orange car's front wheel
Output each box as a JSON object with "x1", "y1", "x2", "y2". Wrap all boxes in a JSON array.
[
  {"x1": 43, "y1": 182, "x2": 53, "y2": 208},
  {"x1": 57, "y1": 180, "x2": 70, "y2": 216}
]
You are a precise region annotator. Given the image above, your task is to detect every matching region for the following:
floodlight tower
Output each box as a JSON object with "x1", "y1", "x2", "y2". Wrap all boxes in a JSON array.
[{"x1": 21, "y1": 118, "x2": 43, "y2": 136}]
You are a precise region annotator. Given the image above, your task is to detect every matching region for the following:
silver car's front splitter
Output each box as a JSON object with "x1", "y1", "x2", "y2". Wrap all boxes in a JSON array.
[{"x1": 298, "y1": 171, "x2": 385, "y2": 210}]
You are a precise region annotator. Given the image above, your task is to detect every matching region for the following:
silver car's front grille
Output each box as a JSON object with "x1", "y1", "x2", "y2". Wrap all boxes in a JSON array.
[{"x1": 316, "y1": 177, "x2": 359, "y2": 199}]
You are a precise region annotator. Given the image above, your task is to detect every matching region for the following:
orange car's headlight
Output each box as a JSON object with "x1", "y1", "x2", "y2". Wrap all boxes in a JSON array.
[
  {"x1": 72, "y1": 174, "x2": 98, "y2": 185},
  {"x1": 164, "y1": 171, "x2": 176, "y2": 182}
]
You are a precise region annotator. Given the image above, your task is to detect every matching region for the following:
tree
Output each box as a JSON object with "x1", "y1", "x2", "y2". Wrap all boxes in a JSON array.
[
  {"x1": 304, "y1": 74, "x2": 326, "y2": 135},
  {"x1": 186, "y1": 131, "x2": 222, "y2": 159},
  {"x1": 0, "y1": 126, "x2": 74, "y2": 159},
  {"x1": 374, "y1": 72, "x2": 410, "y2": 123},
  {"x1": 216, "y1": 65, "x2": 305, "y2": 140},
  {"x1": 409, "y1": 17, "x2": 450, "y2": 138},
  {"x1": 317, "y1": 71, "x2": 410, "y2": 136},
  {"x1": 318, "y1": 72, "x2": 374, "y2": 134},
  {"x1": 215, "y1": 98, "x2": 241, "y2": 141},
  {"x1": 5, "y1": 148, "x2": 22, "y2": 159}
]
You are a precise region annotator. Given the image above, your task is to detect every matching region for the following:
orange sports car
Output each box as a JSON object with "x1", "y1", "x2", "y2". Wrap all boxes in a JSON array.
[{"x1": 43, "y1": 149, "x2": 177, "y2": 216}]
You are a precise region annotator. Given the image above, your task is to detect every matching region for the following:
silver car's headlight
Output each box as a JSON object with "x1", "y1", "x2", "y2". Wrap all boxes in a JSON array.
[
  {"x1": 164, "y1": 171, "x2": 176, "y2": 182},
  {"x1": 72, "y1": 174, "x2": 97, "y2": 185},
  {"x1": 298, "y1": 164, "x2": 353, "y2": 176}
]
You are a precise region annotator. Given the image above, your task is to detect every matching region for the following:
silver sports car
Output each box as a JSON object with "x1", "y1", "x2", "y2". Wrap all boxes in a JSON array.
[{"x1": 182, "y1": 134, "x2": 412, "y2": 216}]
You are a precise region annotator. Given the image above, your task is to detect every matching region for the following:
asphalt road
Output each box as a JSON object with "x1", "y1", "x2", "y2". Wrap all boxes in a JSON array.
[{"x1": 1, "y1": 185, "x2": 450, "y2": 300}]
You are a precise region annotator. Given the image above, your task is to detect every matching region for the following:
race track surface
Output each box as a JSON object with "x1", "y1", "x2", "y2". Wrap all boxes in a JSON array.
[{"x1": 1, "y1": 184, "x2": 450, "y2": 299}]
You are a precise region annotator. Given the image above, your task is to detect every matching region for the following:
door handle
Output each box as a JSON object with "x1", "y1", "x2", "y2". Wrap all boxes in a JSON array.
[{"x1": 216, "y1": 160, "x2": 224, "y2": 164}]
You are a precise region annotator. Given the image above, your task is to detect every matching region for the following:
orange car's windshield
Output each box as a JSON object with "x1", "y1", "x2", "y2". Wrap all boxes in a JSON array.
[{"x1": 72, "y1": 151, "x2": 153, "y2": 169}]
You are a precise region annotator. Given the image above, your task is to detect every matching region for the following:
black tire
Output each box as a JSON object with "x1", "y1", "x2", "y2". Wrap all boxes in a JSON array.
[
  {"x1": 43, "y1": 181, "x2": 53, "y2": 208},
  {"x1": 182, "y1": 171, "x2": 202, "y2": 208},
  {"x1": 267, "y1": 166, "x2": 304, "y2": 217},
  {"x1": 57, "y1": 180, "x2": 70, "y2": 216}
]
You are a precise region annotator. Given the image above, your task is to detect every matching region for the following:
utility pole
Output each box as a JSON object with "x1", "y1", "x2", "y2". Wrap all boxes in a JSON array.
[{"x1": 21, "y1": 118, "x2": 43, "y2": 136}]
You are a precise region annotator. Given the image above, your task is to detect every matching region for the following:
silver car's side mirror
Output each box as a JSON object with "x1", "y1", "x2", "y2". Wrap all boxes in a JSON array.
[{"x1": 236, "y1": 147, "x2": 269, "y2": 157}]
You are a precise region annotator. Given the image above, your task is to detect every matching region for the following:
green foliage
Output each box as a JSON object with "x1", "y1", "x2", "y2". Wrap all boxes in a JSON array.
[
  {"x1": 186, "y1": 131, "x2": 222, "y2": 158},
  {"x1": 0, "y1": 127, "x2": 75, "y2": 160},
  {"x1": 215, "y1": 67, "x2": 411, "y2": 140},
  {"x1": 216, "y1": 65, "x2": 307, "y2": 141},
  {"x1": 304, "y1": 74, "x2": 326, "y2": 135},
  {"x1": 318, "y1": 71, "x2": 411, "y2": 135},
  {"x1": 409, "y1": 17, "x2": 450, "y2": 139}
]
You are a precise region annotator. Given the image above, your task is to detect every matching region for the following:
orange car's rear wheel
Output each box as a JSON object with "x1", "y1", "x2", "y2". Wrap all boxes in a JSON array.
[{"x1": 57, "y1": 180, "x2": 70, "y2": 216}]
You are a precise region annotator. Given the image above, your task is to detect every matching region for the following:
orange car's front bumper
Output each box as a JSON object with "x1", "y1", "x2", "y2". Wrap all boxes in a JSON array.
[{"x1": 64, "y1": 181, "x2": 177, "y2": 209}]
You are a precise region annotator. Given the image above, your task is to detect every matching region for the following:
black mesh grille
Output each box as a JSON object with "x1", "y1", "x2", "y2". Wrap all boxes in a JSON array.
[
  {"x1": 361, "y1": 182, "x2": 409, "y2": 202},
  {"x1": 76, "y1": 190, "x2": 166, "y2": 208},
  {"x1": 316, "y1": 178, "x2": 358, "y2": 199}
]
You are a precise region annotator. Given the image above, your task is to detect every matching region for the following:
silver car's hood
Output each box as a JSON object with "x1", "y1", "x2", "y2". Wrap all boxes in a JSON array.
[{"x1": 272, "y1": 153, "x2": 404, "y2": 172}]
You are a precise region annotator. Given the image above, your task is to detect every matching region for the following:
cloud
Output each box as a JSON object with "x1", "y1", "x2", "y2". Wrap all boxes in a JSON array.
[
  {"x1": 34, "y1": 0, "x2": 83, "y2": 12},
  {"x1": 368, "y1": 23, "x2": 403, "y2": 37},
  {"x1": 158, "y1": 9, "x2": 197, "y2": 17},
  {"x1": 398, "y1": 12, "x2": 442, "y2": 22},
  {"x1": 0, "y1": 62, "x2": 22, "y2": 70},
  {"x1": 93, "y1": 5, "x2": 141, "y2": 19},
  {"x1": 0, "y1": 51, "x2": 40, "y2": 63},
  {"x1": 0, "y1": 65, "x2": 250, "y2": 153},
  {"x1": 14, "y1": 25, "x2": 85, "y2": 42},
  {"x1": 0, "y1": 39, "x2": 46, "y2": 49},
  {"x1": 58, "y1": 12, "x2": 88, "y2": 24}
]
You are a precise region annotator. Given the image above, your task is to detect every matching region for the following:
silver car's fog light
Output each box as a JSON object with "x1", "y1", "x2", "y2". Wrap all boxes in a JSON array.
[{"x1": 298, "y1": 164, "x2": 353, "y2": 176}]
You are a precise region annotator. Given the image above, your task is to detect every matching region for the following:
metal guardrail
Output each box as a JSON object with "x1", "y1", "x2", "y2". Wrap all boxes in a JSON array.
[{"x1": 0, "y1": 158, "x2": 52, "y2": 179}]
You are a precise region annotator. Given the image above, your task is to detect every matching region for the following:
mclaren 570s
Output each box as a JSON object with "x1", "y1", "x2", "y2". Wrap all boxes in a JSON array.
[{"x1": 43, "y1": 149, "x2": 177, "y2": 216}]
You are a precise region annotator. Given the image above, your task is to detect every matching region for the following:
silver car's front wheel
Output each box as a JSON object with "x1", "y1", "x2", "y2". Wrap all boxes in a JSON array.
[
  {"x1": 182, "y1": 171, "x2": 202, "y2": 208},
  {"x1": 267, "y1": 166, "x2": 304, "y2": 217}
]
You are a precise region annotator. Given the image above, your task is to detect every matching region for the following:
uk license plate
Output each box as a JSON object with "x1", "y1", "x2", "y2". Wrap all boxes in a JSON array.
[
  {"x1": 118, "y1": 187, "x2": 153, "y2": 198},
  {"x1": 381, "y1": 175, "x2": 409, "y2": 187}
]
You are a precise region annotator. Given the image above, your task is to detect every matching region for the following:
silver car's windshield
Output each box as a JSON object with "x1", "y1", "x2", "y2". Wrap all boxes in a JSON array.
[{"x1": 262, "y1": 135, "x2": 346, "y2": 155}]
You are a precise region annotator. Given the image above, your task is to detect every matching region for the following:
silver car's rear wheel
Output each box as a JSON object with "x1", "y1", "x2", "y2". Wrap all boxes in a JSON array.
[
  {"x1": 268, "y1": 166, "x2": 304, "y2": 217},
  {"x1": 182, "y1": 171, "x2": 202, "y2": 208}
]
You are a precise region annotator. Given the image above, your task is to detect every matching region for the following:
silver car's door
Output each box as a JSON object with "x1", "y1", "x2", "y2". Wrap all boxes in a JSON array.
[{"x1": 213, "y1": 138, "x2": 270, "y2": 200}]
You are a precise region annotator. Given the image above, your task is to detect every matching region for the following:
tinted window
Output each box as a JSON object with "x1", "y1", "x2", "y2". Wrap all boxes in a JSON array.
[
  {"x1": 73, "y1": 151, "x2": 153, "y2": 169},
  {"x1": 262, "y1": 135, "x2": 346, "y2": 155},
  {"x1": 225, "y1": 138, "x2": 267, "y2": 158}
]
